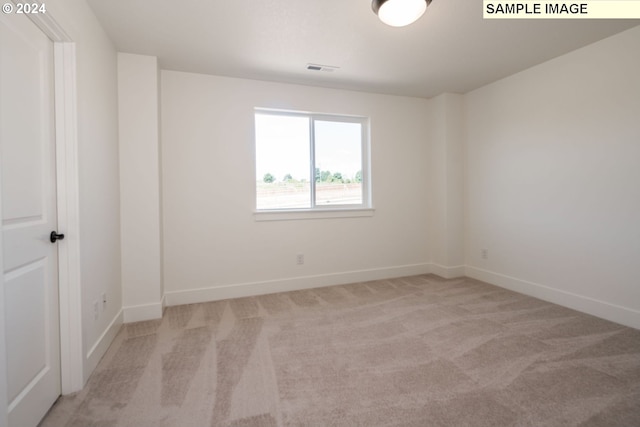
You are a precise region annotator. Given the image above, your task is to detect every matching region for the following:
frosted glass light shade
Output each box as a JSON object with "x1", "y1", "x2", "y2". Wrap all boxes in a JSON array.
[{"x1": 372, "y1": 0, "x2": 427, "y2": 27}]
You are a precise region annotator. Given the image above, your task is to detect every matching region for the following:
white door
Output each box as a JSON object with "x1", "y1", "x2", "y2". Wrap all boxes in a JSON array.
[{"x1": 0, "y1": 11, "x2": 61, "y2": 427}]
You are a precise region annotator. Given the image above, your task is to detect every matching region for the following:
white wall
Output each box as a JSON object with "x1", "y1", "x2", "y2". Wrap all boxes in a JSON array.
[
  {"x1": 161, "y1": 71, "x2": 432, "y2": 304},
  {"x1": 46, "y1": 0, "x2": 122, "y2": 381},
  {"x1": 464, "y1": 26, "x2": 640, "y2": 328},
  {"x1": 430, "y1": 93, "x2": 465, "y2": 278},
  {"x1": 0, "y1": 124, "x2": 7, "y2": 427},
  {"x1": 118, "y1": 53, "x2": 163, "y2": 322}
]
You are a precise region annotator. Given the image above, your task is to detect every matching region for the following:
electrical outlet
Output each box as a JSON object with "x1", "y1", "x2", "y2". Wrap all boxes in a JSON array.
[
  {"x1": 481, "y1": 249, "x2": 489, "y2": 260},
  {"x1": 93, "y1": 300, "x2": 99, "y2": 320},
  {"x1": 296, "y1": 254, "x2": 304, "y2": 265}
]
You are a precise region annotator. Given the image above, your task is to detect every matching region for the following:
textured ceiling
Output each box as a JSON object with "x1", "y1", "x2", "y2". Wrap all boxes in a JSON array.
[{"x1": 86, "y1": 0, "x2": 638, "y2": 98}]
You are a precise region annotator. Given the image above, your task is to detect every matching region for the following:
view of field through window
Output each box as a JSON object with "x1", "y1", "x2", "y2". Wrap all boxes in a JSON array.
[{"x1": 255, "y1": 112, "x2": 364, "y2": 210}]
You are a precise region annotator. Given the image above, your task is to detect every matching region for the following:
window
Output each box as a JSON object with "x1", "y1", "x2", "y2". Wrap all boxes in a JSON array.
[{"x1": 255, "y1": 110, "x2": 370, "y2": 213}]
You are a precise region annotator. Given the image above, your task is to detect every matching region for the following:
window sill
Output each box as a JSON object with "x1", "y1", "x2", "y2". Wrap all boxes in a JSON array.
[{"x1": 254, "y1": 208, "x2": 375, "y2": 222}]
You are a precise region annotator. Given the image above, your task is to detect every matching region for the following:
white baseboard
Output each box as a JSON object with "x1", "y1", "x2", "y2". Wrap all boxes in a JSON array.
[
  {"x1": 123, "y1": 297, "x2": 165, "y2": 323},
  {"x1": 123, "y1": 264, "x2": 640, "y2": 331},
  {"x1": 164, "y1": 263, "x2": 433, "y2": 307},
  {"x1": 466, "y1": 266, "x2": 640, "y2": 330},
  {"x1": 84, "y1": 308, "x2": 123, "y2": 382},
  {"x1": 431, "y1": 264, "x2": 466, "y2": 279}
]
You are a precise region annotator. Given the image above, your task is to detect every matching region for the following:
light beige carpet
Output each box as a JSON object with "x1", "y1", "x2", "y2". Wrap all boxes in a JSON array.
[{"x1": 40, "y1": 275, "x2": 640, "y2": 427}]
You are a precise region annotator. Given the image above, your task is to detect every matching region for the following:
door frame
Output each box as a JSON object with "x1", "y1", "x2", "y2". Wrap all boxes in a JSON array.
[{"x1": 0, "y1": 5, "x2": 83, "y2": 424}]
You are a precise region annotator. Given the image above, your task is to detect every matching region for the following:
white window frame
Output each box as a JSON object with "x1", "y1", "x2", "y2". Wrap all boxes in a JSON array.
[{"x1": 253, "y1": 108, "x2": 374, "y2": 221}]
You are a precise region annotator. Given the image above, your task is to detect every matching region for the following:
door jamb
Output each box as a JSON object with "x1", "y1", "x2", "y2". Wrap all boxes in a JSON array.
[{"x1": 23, "y1": 5, "x2": 84, "y2": 394}]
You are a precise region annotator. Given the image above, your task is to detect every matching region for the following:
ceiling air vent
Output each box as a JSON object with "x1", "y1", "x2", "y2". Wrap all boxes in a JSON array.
[{"x1": 306, "y1": 63, "x2": 340, "y2": 72}]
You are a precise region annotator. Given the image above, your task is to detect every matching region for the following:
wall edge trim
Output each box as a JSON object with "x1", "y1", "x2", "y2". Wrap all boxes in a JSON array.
[
  {"x1": 466, "y1": 265, "x2": 640, "y2": 329},
  {"x1": 123, "y1": 301, "x2": 164, "y2": 323},
  {"x1": 84, "y1": 309, "x2": 123, "y2": 384},
  {"x1": 164, "y1": 263, "x2": 433, "y2": 307},
  {"x1": 431, "y1": 264, "x2": 465, "y2": 279}
]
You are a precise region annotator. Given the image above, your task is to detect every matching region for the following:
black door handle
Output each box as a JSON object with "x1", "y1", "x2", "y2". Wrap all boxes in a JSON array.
[{"x1": 50, "y1": 231, "x2": 65, "y2": 243}]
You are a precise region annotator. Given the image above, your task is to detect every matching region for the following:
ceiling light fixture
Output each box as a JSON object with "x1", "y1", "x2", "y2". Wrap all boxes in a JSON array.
[{"x1": 372, "y1": 0, "x2": 431, "y2": 27}]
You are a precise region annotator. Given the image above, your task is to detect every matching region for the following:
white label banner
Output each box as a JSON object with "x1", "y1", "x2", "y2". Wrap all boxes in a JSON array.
[{"x1": 483, "y1": 1, "x2": 640, "y2": 18}]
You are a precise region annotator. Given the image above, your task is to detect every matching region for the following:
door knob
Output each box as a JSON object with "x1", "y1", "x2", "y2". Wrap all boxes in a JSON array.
[{"x1": 50, "y1": 231, "x2": 65, "y2": 243}]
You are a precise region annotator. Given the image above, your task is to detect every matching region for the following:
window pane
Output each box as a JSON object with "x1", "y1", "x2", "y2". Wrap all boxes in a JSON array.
[
  {"x1": 314, "y1": 120, "x2": 363, "y2": 206},
  {"x1": 255, "y1": 114, "x2": 311, "y2": 209}
]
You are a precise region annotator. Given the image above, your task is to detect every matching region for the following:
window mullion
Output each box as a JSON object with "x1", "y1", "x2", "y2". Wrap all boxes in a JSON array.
[
  {"x1": 361, "y1": 119, "x2": 368, "y2": 207},
  {"x1": 309, "y1": 117, "x2": 317, "y2": 208}
]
